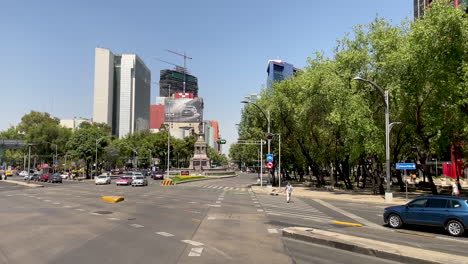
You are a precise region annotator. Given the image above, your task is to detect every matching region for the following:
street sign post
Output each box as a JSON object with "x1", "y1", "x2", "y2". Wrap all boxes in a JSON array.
[
  {"x1": 396, "y1": 163, "x2": 416, "y2": 201},
  {"x1": 266, "y1": 161, "x2": 274, "y2": 169},
  {"x1": 266, "y1": 154, "x2": 273, "y2": 162}
]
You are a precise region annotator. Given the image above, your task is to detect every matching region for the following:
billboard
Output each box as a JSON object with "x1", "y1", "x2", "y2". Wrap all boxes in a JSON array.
[{"x1": 164, "y1": 97, "x2": 203, "y2": 123}]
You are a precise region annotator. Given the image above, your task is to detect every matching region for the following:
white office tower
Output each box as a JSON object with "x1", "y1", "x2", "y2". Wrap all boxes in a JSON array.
[{"x1": 93, "y1": 48, "x2": 151, "y2": 138}]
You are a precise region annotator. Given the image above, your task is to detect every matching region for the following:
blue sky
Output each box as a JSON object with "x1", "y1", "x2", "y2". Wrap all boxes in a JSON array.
[{"x1": 0, "y1": 0, "x2": 412, "y2": 153}]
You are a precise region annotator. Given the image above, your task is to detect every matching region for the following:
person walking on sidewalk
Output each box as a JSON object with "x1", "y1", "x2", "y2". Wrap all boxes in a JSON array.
[
  {"x1": 285, "y1": 182, "x2": 293, "y2": 203},
  {"x1": 452, "y1": 180, "x2": 460, "y2": 196}
]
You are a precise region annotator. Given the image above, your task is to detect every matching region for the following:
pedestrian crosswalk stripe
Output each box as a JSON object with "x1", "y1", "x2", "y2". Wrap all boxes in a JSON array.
[{"x1": 256, "y1": 195, "x2": 332, "y2": 223}]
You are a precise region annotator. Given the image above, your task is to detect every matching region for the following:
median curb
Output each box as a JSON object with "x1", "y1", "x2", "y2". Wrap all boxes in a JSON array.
[
  {"x1": 2, "y1": 180, "x2": 43, "y2": 188},
  {"x1": 282, "y1": 227, "x2": 468, "y2": 264},
  {"x1": 174, "y1": 174, "x2": 238, "y2": 185}
]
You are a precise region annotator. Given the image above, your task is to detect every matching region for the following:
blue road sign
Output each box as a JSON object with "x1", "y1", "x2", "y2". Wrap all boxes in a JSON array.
[
  {"x1": 54, "y1": 160, "x2": 58, "y2": 165},
  {"x1": 266, "y1": 154, "x2": 274, "y2": 162},
  {"x1": 396, "y1": 163, "x2": 416, "y2": 170}
]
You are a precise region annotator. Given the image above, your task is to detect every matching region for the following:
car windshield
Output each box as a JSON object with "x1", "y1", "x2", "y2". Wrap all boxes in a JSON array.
[
  {"x1": 120, "y1": 177, "x2": 131, "y2": 180},
  {"x1": 134, "y1": 176, "x2": 144, "y2": 180},
  {"x1": 98, "y1": 176, "x2": 107, "y2": 179}
]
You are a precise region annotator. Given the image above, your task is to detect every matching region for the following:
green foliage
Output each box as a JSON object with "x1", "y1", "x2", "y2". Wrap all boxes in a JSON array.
[{"x1": 232, "y1": 2, "x2": 468, "y2": 191}]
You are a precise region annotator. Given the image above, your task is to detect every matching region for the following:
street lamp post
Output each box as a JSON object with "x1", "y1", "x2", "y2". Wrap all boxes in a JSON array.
[
  {"x1": 241, "y1": 100, "x2": 272, "y2": 183},
  {"x1": 95, "y1": 137, "x2": 106, "y2": 176},
  {"x1": 353, "y1": 76, "x2": 401, "y2": 202}
]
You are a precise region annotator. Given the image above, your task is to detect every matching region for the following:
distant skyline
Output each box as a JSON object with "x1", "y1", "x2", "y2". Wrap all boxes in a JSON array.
[{"x1": 0, "y1": 0, "x2": 413, "y2": 154}]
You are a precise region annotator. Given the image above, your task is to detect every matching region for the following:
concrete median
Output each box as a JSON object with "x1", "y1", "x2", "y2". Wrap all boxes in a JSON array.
[
  {"x1": 282, "y1": 227, "x2": 468, "y2": 264},
  {"x1": 101, "y1": 196, "x2": 124, "y2": 203},
  {"x1": 2, "y1": 180, "x2": 43, "y2": 188}
]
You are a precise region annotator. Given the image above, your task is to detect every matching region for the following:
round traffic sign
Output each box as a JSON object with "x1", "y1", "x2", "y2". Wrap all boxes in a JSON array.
[{"x1": 266, "y1": 161, "x2": 274, "y2": 169}]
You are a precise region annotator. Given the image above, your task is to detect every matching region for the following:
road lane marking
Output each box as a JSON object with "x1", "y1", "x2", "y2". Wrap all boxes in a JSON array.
[
  {"x1": 216, "y1": 201, "x2": 221, "y2": 203},
  {"x1": 314, "y1": 199, "x2": 383, "y2": 229},
  {"x1": 189, "y1": 202, "x2": 198, "y2": 204},
  {"x1": 207, "y1": 204, "x2": 221, "y2": 207},
  {"x1": 218, "y1": 198, "x2": 224, "y2": 200},
  {"x1": 90, "y1": 213, "x2": 101, "y2": 216},
  {"x1": 53, "y1": 202, "x2": 60, "y2": 205},
  {"x1": 156, "y1": 232, "x2": 174, "y2": 237},
  {"x1": 257, "y1": 209, "x2": 264, "y2": 212},
  {"x1": 268, "y1": 228, "x2": 278, "y2": 234},
  {"x1": 107, "y1": 218, "x2": 120, "y2": 221},
  {"x1": 395, "y1": 230, "x2": 435, "y2": 237},
  {"x1": 63, "y1": 205, "x2": 73, "y2": 208},
  {"x1": 192, "y1": 218, "x2": 201, "y2": 222},
  {"x1": 44, "y1": 200, "x2": 51, "y2": 202},
  {"x1": 130, "y1": 224, "x2": 144, "y2": 228},
  {"x1": 182, "y1": 240, "x2": 204, "y2": 246},
  {"x1": 75, "y1": 208, "x2": 85, "y2": 211},
  {"x1": 207, "y1": 216, "x2": 216, "y2": 220},
  {"x1": 188, "y1": 248, "x2": 203, "y2": 256},
  {"x1": 332, "y1": 220, "x2": 363, "y2": 227}
]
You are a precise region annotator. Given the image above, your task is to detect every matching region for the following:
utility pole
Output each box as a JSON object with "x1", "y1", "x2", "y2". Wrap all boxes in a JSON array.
[{"x1": 166, "y1": 49, "x2": 192, "y2": 93}]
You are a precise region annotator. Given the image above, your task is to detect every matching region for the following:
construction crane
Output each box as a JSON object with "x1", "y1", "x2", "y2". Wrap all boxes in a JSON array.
[{"x1": 166, "y1": 49, "x2": 192, "y2": 93}]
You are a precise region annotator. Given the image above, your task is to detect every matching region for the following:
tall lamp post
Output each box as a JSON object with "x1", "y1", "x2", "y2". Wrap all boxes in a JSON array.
[
  {"x1": 241, "y1": 100, "x2": 271, "y2": 184},
  {"x1": 353, "y1": 75, "x2": 401, "y2": 202},
  {"x1": 95, "y1": 137, "x2": 106, "y2": 176}
]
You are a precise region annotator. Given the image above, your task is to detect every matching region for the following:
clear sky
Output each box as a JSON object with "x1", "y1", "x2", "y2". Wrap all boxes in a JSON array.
[{"x1": 0, "y1": 0, "x2": 412, "y2": 154}]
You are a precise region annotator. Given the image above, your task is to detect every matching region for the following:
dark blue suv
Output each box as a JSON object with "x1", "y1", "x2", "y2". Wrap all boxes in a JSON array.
[{"x1": 384, "y1": 196, "x2": 468, "y2": 236}]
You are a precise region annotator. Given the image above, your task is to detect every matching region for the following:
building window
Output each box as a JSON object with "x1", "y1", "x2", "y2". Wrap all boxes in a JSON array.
[{"x1": 273, "y1": 64, "x2": 284, "y2": 72}]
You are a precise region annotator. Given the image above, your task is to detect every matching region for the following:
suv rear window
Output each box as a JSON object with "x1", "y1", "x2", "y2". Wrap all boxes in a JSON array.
[
  {"x1": 427, "y1": 199, "x2": 448, "y2": 208},
  {"x1": 449, "y1": 200, "x2": 462, "y2": 208}
]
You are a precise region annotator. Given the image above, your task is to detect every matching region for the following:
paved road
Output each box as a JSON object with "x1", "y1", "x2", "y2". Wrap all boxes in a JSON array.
[{"x1": 1, "y1": 173, "x2": 467, "y2": 264}]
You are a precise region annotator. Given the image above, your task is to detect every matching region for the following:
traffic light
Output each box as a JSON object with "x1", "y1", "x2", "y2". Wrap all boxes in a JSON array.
[{"x1": 219, "y1": 139, "x2": 227, "y2": 144}]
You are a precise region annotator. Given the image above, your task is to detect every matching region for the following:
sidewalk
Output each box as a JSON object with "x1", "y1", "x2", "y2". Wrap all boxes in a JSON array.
[
  {"x1": 251, "y1": 185, "x2": 416, "y2": 205},
  {"x1": 283, "y1": 227, "x2": 468, "y2": 264},
  {"x1": 1, "y1": 180, "x2": 43, "y2": 188}
]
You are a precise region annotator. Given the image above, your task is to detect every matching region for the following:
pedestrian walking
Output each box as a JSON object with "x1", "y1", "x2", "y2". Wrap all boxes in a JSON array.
[
  {"x1": 284, "y1": 182, "x2": 293, "y2": 203},
  {"x1": 452, "y1": 180, "x2": 460, "y2": 196}
]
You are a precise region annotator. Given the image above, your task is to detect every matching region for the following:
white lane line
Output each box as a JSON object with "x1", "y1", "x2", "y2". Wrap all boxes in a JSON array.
[
  {"x1": 44, "y1": 200, "x2": 51, "y2": 202},
  {"x1": 314, "y1": 199, "x2": 383, "y2": 229},
  {"x1": 90, "y1": 213, "x2": 101, "y2": 216},
  {"x1": 216, "y1": 201, "x2": 221, "y2": 203},
  {"x1": 255, "y1": 205, "x2": 261, "y2": 207},
  {"x1": 207, "y1": 216, "x2": 216, "y2": 220},
  {"x1": 377, "y1": 214, "x2": 383, "y2": 217},
  {"x1": 189, "y1": 201, "x2": 198, "y2": 204},
  {"x1": 218, "y1": 198, "x2": 224, "y2": 201},
  {"x1": 257, "y1": 209, "x2": 264, "y2": 212},
  {"x1": 53, "y1": 202, "x2": 60, "y2": 205},
  {"x1": 107, "y1": 218, "x2": 120, "y2": 221},
  {"x1": 207, "y1": 204, "x2": 221, "y2": 207},
  {"x1": 63, "y1": 205, "x2": 73, "y2": 208},
  {"x1": 182, "y1": 240, "x2": 204, "y2": 246},
  {"x1": 75, "y1": 208, "x2": 85, "y2": 211},
  {"x1": 253, "y1": 201, "x2": 259, "y2": 204},
  {"x1": 228, "y1": 187, "x2": 234, "y2": 190},
  {"x1": 188, "y1": 248, "x2": 204, "y2": 257},
  {"x1": 268, "y1": 228, "x2": 278, "y2": 234},
  {"x1": 156, "y1": 232, "x2": 174, "y2": 237},
  {"x1": 130, "y1": 224, "x2": 144, "y2": 228}
]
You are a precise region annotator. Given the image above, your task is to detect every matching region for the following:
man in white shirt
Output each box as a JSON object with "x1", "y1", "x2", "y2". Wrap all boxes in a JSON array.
[{"x1": 285, "y1": 182, "x2": 293, "y2": 203}]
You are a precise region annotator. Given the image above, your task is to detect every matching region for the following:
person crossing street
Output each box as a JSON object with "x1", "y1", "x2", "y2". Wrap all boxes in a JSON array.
[{"x1": 284, "y1": 182, "x2": 293, "y2": 203}]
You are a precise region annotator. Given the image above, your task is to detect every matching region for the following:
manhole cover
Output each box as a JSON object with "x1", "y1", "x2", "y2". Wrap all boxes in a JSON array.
[{"x1": 93, "y1": 211, "x2": 113, "y2": 215}]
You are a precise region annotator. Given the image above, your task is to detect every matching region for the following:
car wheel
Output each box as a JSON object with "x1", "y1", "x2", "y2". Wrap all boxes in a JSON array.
[
  {"x1": 446, "y1": 220, "x2": 464, "y2": 237},
  {"x1": 388, "y1": 214, "x2": 403, "y2": 229}
]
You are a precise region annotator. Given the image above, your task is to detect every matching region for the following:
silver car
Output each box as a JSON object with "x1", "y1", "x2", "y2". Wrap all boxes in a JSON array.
[{"x1": 131, "y1": 175, "x2": 148, "y2": 186}]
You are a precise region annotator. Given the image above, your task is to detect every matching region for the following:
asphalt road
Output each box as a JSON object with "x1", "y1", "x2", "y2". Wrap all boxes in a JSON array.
[{"x1": 1, "y1": 173, "x2": 467, "y2": 264}]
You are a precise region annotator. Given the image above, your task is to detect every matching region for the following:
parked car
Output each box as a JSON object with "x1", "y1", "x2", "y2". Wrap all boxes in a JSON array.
[
  {"x1": 116, "y1": 176, "x2": 133, "y2": 186},
  {"x1": 31, "y1": 173, "x2": 41, "y2": 181},
  {"x1": 152, "y1": 171, "x2": 164, "y2": 180},
  {"x1": 95, "y1": 175, "x2": 111, "y2": 185},
  {"x1": 39, "y1": 173, "x2": 51, "y2": 182},
  {"x1": 19, "y1": 170, "x2": 28, "y2": 177},
  {"x1": 49, "y1": 173, "x2": 62, "y2": 183},
  {"x1": 132, "y1": 175, "x2": 148, "y2": 187},
  {"x1": 384, "y1": 196, "x2": 468, "y2": 237},
  {"x1": 60, "y1": 173, "x2": 69, "y2": 179}
]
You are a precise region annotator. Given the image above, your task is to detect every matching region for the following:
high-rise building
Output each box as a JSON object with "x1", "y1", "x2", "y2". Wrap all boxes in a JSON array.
[
  {"x1": 60, "y1": 117, "x2": 92, "y2": 130},
  {"x1": 414, "y1": 0, "x2": 468, "y2": 19},
  {"x1": 266, "y1": 60, "x2": 299, "y2": 88},
  {"x1": 159, "y1": 68, "x2": 198, "y2": 97},
  {"x1": 93, "y1": 48, "x2": 151, "y2": 138}
]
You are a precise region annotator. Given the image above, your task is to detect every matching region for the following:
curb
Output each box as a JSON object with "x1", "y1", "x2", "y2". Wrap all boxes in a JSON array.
[
  {"x1": 174, "y1": 174, "x2": 238, "y2": 185},
  {"x1": 282, "y1": 227, "x2": 466, "y2": 264},
  {"x1": 2, "y1": 180, "x2": 43, "y2": 188}
]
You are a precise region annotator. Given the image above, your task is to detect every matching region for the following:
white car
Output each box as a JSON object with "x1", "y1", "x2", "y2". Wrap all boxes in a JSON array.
[
  {"x1": 19, "y1": 171, "x2": 28, "y2": 177},
  {"x1": 131, "y1": 175, "x2": 148, "y2": 186},
  {"x1": 60, "y1": 173, "x2": 69, "y2": 179},
  {"x1": 95, "y1": 175, "x2": 111, "y2": 185}
]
